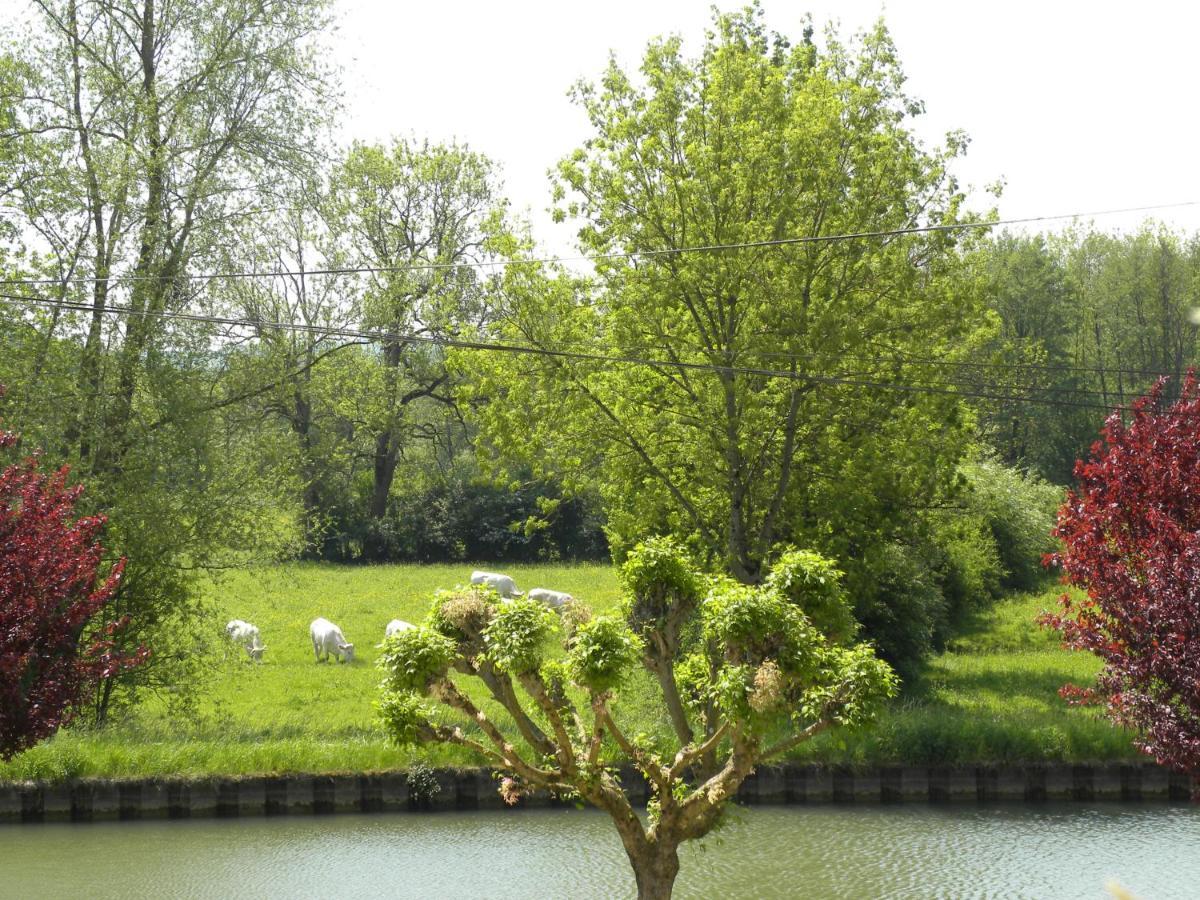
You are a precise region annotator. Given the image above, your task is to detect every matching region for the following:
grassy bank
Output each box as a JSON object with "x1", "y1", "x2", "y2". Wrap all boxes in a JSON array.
[
  {"x1": 0, "y1": 564, "x2": 1137, "y2": 781},
  {"x1": 792, "y1": 587, "x2": 1135, "y2": 765}
]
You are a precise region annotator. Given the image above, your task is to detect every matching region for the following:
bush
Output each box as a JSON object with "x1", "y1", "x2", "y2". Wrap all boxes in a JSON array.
[
  {"x1": 322, "y1": 462, "x2": 609, "y2": 564},
  {"x1": 959, "y1": 459, "x2": 1060, "y2": 589},
  {"x1": 849, "y1": 542, "x2": 945, "y2": 681},
  {"x1": 927, "y1": 510, "x2": 1004, "y2": 623}
]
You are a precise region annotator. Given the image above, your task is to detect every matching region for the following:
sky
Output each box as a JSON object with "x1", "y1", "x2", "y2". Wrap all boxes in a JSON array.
[{"x1": 332, "y1": 0, "x2": 1200, "y2": 253}]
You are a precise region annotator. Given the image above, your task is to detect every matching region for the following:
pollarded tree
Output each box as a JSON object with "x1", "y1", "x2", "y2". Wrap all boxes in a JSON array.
[
  {"x1": 0, "y1": 411, "x2": 145, "y2": 759},
  {"x1": 378, "y1": 539, "x2": 895, "y2": 900},
  {"x1": 1043, "y1": 375, "x2": 1200, "y2": 779}
]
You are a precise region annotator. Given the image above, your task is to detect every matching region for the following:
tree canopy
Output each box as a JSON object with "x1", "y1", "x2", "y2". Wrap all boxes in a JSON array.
[
  {"x1": 1043, "y1": 375, "x2": 1200, "y2": 780},
  {"x1": 456, "y1": 9, "x2": 983, "y2": 592}
]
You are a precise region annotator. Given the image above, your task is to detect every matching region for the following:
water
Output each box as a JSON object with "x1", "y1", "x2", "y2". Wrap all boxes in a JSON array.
[{"x1": 3, "y1": 804, "x2": 1198, "y2": 899}]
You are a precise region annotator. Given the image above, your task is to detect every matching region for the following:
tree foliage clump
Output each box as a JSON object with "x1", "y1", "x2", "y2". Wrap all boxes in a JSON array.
[
  {"x1": 0, "y1": 412, "x2": 145, "y2": 760},
  {"x1": 378, "y1": 538, "x2": 895, "y2": 899},
  {"x1": 1043, "y1": 376, "x2": 1200, "y2": 779}
]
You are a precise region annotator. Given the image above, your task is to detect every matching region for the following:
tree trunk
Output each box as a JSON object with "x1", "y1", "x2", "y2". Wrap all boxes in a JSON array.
[{"x1": 625, "y1": 841, "x2": 681, "y2": 900}]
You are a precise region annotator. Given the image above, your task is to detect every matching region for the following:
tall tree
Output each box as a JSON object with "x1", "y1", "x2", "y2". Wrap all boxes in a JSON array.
[
  {"x1": 326, "y1": 138, "x2": 507, "y2": 557},
  {"x1": 962, "y1": 233, "x2": 1095, "y2": 482},
  {"x1": 0, "y1": 0, "x2": 335, "y2": 718},
  {"x1": 459, "y1": 9, "x2": 980, "y2": 587}
]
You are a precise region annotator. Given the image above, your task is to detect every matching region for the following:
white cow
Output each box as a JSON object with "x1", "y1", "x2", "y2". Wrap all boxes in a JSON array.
[
  {"x1": 225, "y1": 619, "x2": 266, "y2": 662},
  {"x1": 528, "y1": 588, "x2": 573, "y2": 610},
  {"x1": 310, "y1": 617, "x2": 355, "y2": 663},
  {"x1": 385, "y1": 618, "x2": 415, "y2": 638},
  {"x1": 470, "y1": 570, "x2": 521, "y2": 598}
]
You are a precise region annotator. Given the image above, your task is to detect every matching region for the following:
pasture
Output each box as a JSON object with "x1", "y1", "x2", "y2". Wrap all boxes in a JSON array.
[{"x1": 0, "y1": 566, "x2": 1136, "y2": 782}]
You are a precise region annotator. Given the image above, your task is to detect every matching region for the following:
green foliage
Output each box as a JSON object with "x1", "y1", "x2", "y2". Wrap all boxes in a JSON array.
[
  {"x1": 764, "y1": 549, "x2": 857, "y2": 644},
  {"x1": 377, "y1": 692, "x2": 434, "y2": 747},
  {"x1": 483, "y1": 596, "x2": 558, "y2": 674},
  {"x1": 427, "y1": 585, "x2": 498, "y2": 648},
  {"x1": 456, "y1": 9, "x2": 983, "y2": 591},
  {"x1": 927, "y1": 510, "x2": 1004, "y2": 620},
  {"x1": 814, "y1": 644, "x2": 900, "y2": 728},
  {"x1": 703, "y1": 583, "x2": 817, "y2": 677},
  {"x1": 378, "y1": 628, "x2": 457, "y2": 695},
  {"x1": 619, "y1": 536, "x2": 701, "y2": 607},
  {"x1": 381, "y1": 464, "x2": 609, "y2": 564},
  {"x1": 959, "y1": 459, "x2": 1060, "y2": 589},
  {"x1": 565, "y1": 615, "x2": 644, "y2": 694},
  {"x1": 850, "y1": 542, "x2": 945, "y2": 680}
]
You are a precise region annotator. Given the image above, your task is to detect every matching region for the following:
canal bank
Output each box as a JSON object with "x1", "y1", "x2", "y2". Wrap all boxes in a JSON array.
[{"x1": 1, "y1": 761, "x2": 1192, "y2": 824}]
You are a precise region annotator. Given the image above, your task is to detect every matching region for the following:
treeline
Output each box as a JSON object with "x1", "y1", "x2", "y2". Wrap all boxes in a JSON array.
[
  {"x1": 1, "y1": 2, "x2": 1197, "y2": 714},
  {"x1": 965, "y1": 229, "x2": 1200, "y2": 483}
]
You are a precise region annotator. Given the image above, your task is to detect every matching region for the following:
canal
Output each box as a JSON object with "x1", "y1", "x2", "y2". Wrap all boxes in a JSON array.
[{"x1": 5, "y1": 803, "x2": 1198, "y2": 898}]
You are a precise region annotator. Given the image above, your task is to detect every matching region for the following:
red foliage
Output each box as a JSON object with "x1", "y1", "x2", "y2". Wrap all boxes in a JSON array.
[
  {"x1": 1042, "y1": 374, "x2": 1200, "y2": 776},
  {"x1": 0, "y1": 409, "x2": 146, "y2": 760}
]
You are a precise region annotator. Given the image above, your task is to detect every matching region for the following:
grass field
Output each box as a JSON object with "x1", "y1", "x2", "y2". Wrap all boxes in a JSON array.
[{"x1": 0, "y1": 564, "x2": 1139, "y2": 781}]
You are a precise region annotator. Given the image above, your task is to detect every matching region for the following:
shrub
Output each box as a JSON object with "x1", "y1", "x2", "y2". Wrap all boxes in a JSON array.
[{"x1": 959, "y1": 458, "x2": 1060, "y2": 589}]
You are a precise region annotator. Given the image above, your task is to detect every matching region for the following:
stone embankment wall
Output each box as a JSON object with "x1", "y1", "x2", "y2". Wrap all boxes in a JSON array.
[{"x1": 0, "y1": 762, "x2": 1191, "y2": 824}]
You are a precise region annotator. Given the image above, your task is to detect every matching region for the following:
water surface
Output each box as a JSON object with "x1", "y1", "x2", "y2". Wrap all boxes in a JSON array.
[{"x1": 4, "y1": 804, "x2": 1198, "y2": 898}]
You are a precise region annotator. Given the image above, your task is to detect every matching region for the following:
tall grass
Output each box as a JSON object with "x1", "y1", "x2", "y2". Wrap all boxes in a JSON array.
[
  {"x1": 0, "y1": 567, "x2": 1137, "y2": 781},
  {"x1": 790, "y1": 584, "x2": 1138, "y2": 765}
]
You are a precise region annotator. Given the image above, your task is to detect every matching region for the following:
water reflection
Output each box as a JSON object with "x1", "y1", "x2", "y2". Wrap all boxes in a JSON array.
[{"x1": 4, "y1": 804, "x2": 1198, "y2": 899}]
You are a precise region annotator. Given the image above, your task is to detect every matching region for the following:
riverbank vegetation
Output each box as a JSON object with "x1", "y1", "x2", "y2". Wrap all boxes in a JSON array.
[
  {"x1": 0, "y1": 1, "x2": 1186, "y2": 797},
  {"x1": 0, "y1": 562, "x2": 1132, "y2": 782}
]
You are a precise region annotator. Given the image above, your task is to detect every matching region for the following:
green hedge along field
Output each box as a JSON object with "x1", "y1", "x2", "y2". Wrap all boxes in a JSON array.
[{"x1": 0, "y1": 564, "x2": 1137, "y2": 781}]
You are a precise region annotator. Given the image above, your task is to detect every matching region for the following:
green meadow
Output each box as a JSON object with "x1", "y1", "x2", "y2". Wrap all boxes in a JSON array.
[{"x1": 0, "y1": 565, "x2": 1137, "y2": 782}]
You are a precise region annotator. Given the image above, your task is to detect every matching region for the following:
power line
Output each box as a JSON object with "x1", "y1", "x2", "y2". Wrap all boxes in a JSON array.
[
  {"x1": 738, "y1": 345, "x2": 1183, "y2": 383},
  {"x1": 2, "y1": 200, "x2": 1198, "y2": 289},
  {"x1": 0, "y1": 290, "x2": 1172, "y2": 417}
]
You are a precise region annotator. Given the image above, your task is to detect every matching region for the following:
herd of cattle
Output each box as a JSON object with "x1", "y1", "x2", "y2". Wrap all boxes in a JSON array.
[{"x1": 223, "y1": 570, "x2": 575, "y2": 664}]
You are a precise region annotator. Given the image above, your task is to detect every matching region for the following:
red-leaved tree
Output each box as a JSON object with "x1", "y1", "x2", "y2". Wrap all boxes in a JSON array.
[
  {"x1": 0, "y1": 404, "x2": 146, "y2": 760},
  {"x1": 1043, "y1": 374, "x2": 1200, "y2": 778}
]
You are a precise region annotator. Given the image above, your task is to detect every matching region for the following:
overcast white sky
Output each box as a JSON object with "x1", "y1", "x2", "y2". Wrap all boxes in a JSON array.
[
  {"x1": 3, "y1": 0, "x2": 1197, "y2": 252},
  {"x1": 333, "y1": 0, "x2": 1200, "y2": 252}
]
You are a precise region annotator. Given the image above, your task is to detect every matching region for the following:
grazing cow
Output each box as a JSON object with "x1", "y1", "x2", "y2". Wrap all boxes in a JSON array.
[
  {"x1": 226, "y1": 619, "x2": 266, "y2": 662},
  {"x1": 528, "y1": 588, "x2": 573, "y2": 610},
  {"x1": 469, "y1": 570, "x2": 521, "y2": 598},
  {"x1": 385, "y1": 618, "x2": 415, "y2": 638},
  {"x1": 310, "y1": 617, "x2": 355, "y2": 663}
]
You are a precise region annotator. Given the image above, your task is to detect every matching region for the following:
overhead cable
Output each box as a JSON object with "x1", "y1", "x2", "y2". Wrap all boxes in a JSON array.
[
  {"x1": 1, "y1": 199, "x2": 1197, "y2": 288},
  {"x1": 0, "y1": 290, "x2": 1177, "y2": 417}
]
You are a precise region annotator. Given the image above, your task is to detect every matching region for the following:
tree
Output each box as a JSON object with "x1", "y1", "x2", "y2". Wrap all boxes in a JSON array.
[
  {"x1": 325, "y1": 139, "x2": 508, "y2": 557},
  {"x1": 0, "y1": 403, "x2": 144, "y2": 759},
  {"x1": 1042, "y1": 375, "x2": 1200, "y2": 780},
  {"x1": 962, "y1": 233, "x2": 1096, "y2": 483},
  {"x1": 457, "y1": 9, "x2": 981, "y2": 591},
  {"x1": 0, "y1": 0, "x2": 335, "y2": 719},
  {"x1": 378, "y1": 538, "x2": 895, "y2": 900}
]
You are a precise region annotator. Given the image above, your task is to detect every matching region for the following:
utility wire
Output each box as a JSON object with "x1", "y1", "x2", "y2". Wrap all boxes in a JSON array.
[
  {"x1": 736, "y1": 346, "x2": 1184, "y2": 382},
  {"x1": 0, "y1": 291, "x2": 1177, "y2": 416},
  {"x1": 1, "y1": 200, "x2": 1198, "y2": 288}
]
